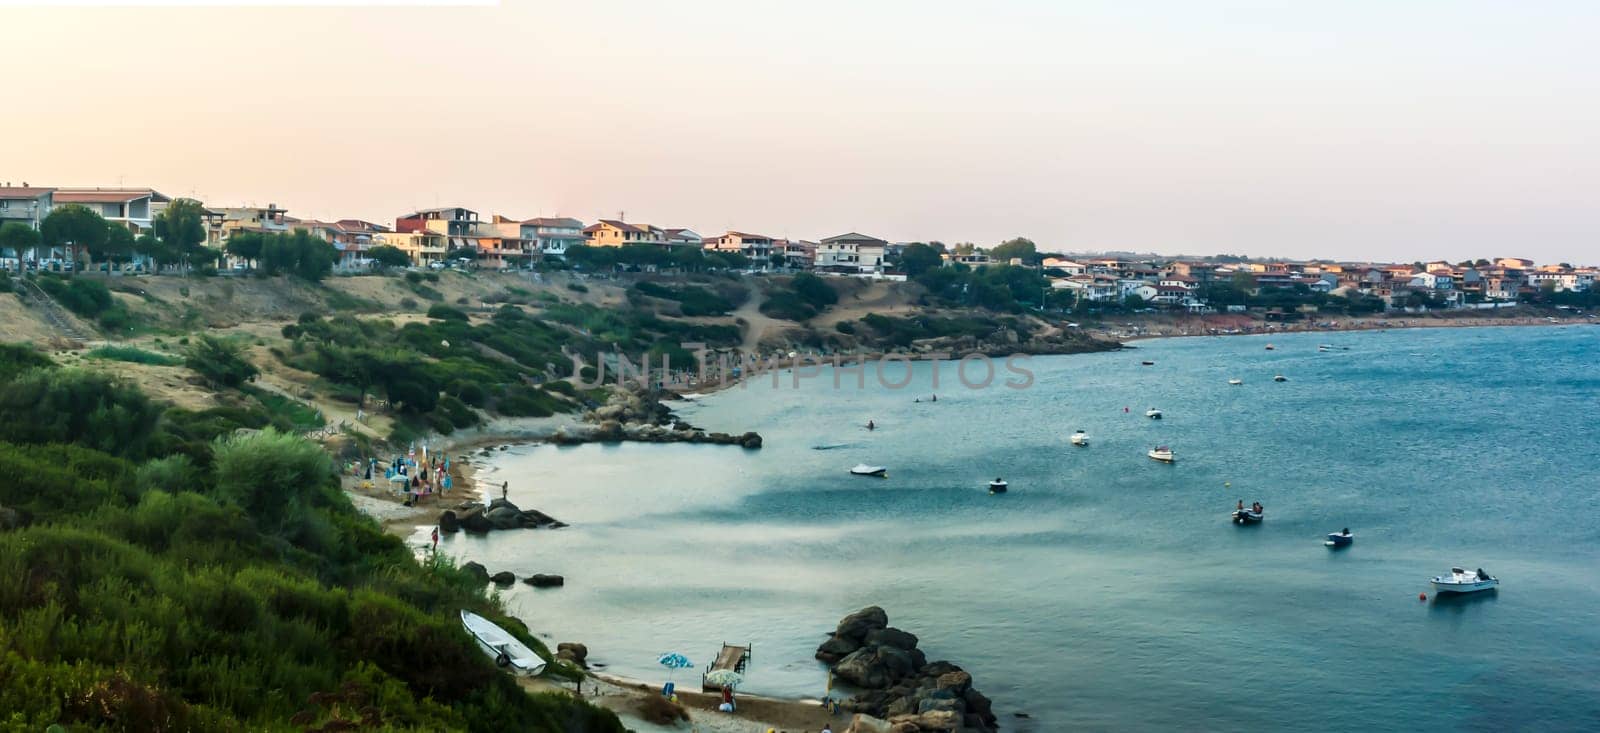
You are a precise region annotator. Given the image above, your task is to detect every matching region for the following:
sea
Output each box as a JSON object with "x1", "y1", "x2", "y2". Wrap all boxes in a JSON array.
[{"x1": 429, "y1": 325, "x2": 1600, "y2": 732}]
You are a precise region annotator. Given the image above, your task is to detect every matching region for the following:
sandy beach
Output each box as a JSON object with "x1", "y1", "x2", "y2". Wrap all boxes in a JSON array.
[{"x1": 521, "y1": 673, "x2": 841, "y2": 733}]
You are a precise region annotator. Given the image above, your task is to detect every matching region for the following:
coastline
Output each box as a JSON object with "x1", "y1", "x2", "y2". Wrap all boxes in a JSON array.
[
  {"x1": 1106, "y1": 311, "x2": 1590, "y2": 342},
  {"x1": 524, "y1": 673, "x2": 838, "y2": 733}
]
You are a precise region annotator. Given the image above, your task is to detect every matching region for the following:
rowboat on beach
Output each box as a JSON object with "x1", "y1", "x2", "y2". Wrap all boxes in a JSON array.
[{"x1": 460, "y1": 610, "x2": 546, "y2": 676}]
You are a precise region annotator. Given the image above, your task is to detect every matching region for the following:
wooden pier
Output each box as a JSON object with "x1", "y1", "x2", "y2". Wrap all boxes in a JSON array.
[{"x1": 701, "y1": 642, "x2": 751, "y2": 691}]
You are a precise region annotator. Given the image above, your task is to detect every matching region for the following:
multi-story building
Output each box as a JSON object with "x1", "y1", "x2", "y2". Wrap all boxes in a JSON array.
[
  {"x1": 662, "y1": 228, "x2": 703, "y2": 248},
  {"x1": 705, "y1": 231, "x2": 775, "y2": 262},
  {"x1": 815, "y1": 232, "x2": 886, "y2": 274},
  {"x1": 373, "y1": 230, "x2": 447, "y2": 267},
  {"x1": 52, "y1": 187, "x2": 171, "y2": 235},
  {"x1": 0, "y1": 185, "x2": 54, "y2": 230},
  {"x1": 778, "y1": 239, "x2": 816, "y2": 269},
  {"x1": 397, "y1": 207, "x2": 480, "y2": 236},
  {"x1": 584, "y1": 219, "x2": 664, "y2": 247},
  {"x1": 521, "y1": 217, "x2": 586, "y2": 257}
]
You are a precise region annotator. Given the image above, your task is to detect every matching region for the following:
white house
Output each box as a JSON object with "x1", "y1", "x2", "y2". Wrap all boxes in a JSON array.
[
  {"x1": 521, "y1": 217, "x2": 586, "y2": 257},
  {"x1": 816, "y1": 232, "x2": 887, "y2": 274}
]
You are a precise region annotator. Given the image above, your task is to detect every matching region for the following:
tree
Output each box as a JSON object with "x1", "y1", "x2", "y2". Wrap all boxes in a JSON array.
[
  {"x1": 1123, "y1": 293, "x2": 1147, "y2": 309},
  {"x1": 0, "y1": 222, "x2": 40, "y2": 272},
  {"x1": 367, "y1": 244, "x2": 411, "y2": 270},
  {"x1": 41, "y1": 204, "x2": 108, "y2": 271},
  {"x1": 185, "y1": 335, "x2": 259, "y2": 388},
  {"x1": 989, "y1": 237, "x2": 1038, "y2": 265},
  {"x1": 154, "y1": 198, "x2": 209, "y2": 272},
  {"x1": 897, "y1": 242, "x2": 942, "y2": 278},
  {"x1": 97, "y1": 222, "x2": 136, "y2": 267},
  {"x1": 952, "y1": 242, "x2": 977, "y2": 256}
]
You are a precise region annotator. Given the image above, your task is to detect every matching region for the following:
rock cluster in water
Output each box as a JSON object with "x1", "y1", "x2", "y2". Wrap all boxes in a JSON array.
[
  {"x1": 457, "y1": 562, "x2": 563, "y2": 589},
  {"x1": 554, "y1": 387, "x2": 763, "y2": 448},
  {"x1": 817, "y1": 607, "x2": 998, "y2": 733},
  {"x1": 438, "y1": 498, "x2": 566, "y2": 534}
]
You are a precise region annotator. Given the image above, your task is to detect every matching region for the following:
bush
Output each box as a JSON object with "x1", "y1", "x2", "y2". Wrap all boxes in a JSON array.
[
  {"x1": 0, "y1": 368, "x2": 164, "y2": 460},
  {"x1": 185, "y1": 336, "x2": 259, "y2": 388},
  {"x1": 86, "y1": 346, "x2": 183, "y2": 367},
  {"x1": 210, "y1": 428, "x2": 338, "y2": 536},
  {"x1": 35, "y1": 275, "x2": 114, "y2": 318},
  {"x1": 835, "y1": 320, "x2": 857, "y2": 335},
  {"x1": 426, "y1": 304, "x2": 470, "y2": 322},
  {"x1": 565, "y1": 282, "x2": 588, "y2": 293}
]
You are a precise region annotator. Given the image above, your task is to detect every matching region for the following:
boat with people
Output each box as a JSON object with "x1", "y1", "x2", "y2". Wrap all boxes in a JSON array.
[
  {"x1": 1070, "y1": 430, "x2": 1089, "y2": 446},
  {"x1": 1326, "y1": 528, "x2": 1353, "y2": 547},
  {"x1": 988, "y1": 478, "x2": 1008, "y2": 494},
  {"x1": 1228, "y1": 378, "x2": 1243, "y2": 385},
  {"x1": 850, "y1": 464, "x2": 888, "y2": 477},
  {"x1": 1145, "y1": 408, "x2": 1163, "y2": 419},
  {"x1": 1231, "y1": 501, "x2": 1264, "y2": 524},
  {"x1": 1430, "y1": 567, "x2": 1499, "y2": 594},
  {"x1": 1148, "y1": 446, "x2": 1174, "y2": 463},
  {"x1": 460, "y1": 610, "x2": 546, "y2": 676}
]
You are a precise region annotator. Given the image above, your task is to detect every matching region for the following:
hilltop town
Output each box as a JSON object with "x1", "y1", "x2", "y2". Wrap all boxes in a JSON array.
[{"x1": 4, "y1": 184, "x2": 1594, "y2": 324}]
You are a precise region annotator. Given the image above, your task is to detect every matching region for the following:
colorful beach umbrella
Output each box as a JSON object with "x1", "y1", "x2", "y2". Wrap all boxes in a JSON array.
[
  {"x1": 657, "y1": 653, "x2": 693, "y2": 669},
  {"x1": 704, "y1": 669, "x2": 743, "y2": 688}
]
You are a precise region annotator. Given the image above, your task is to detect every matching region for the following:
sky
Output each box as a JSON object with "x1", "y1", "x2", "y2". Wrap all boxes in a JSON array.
[{"x1": 5, "y1": 1, "x2": 1598, "y2": 263}]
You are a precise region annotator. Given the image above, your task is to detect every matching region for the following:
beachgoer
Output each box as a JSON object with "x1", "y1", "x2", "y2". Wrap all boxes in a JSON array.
[
  {"x1": 502, "y1": 481, "x2": 509, "y2": 501},
  {"x1": 431, "y1": 527, "x2": 439, "y2": 551},
  {"x1": 721, "y1": 685, "x2": 733, "y2": 711},
  {"x1": 931, "y1": 394, "x2": 937, "y2": 402},
  {"x1": 1236, "y1": 500, "x2": 1244, "y2": 511},
  {"x1": 867, "y1": 420, "x2": 875, "y2": 430},
  {"x1": 1342, "y1": 527, "x2": 1350, "y2": 536}
]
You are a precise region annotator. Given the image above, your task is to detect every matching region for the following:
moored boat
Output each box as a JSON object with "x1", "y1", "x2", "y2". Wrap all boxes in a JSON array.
[
  {"x1": 1273, "y1": 375, "x2": 1287, "y2": 382},
  {"x1": 461, "y1": 610, "x2": 546, "y2": 676},
  {"x1": 1145, "y1": 407, "x2": 1163, "y2": 419},
  {"x1": 850, "y1": 464, "x2": 888, "y2": 477},
  {"x1": 1325, "y1": 529, "x2": 1353, "y2": 547},
  {"x1": 988, "y1": 478, "x2": 1008, "y2": 494},
  {"x1": 1265, "y1": 344, "x2": 1275, "y2": 350},
  {"x1": 1147, "y1": 446, "x2": 1174, "y2": 463},
  {"x1": 1231, "y1": 509, "x2": 1263, "y2": 524},
  {"x1": 1070, "y1": 430, "x2": 1089, "y2": 446},
  {"x1": 1431, "y1": 567, "x2": 1498, "y2": 594},
  {"x1": 1228, "y1": 378, "x2": 1243, "y2": 385},
  {"x1": 1141, "y1": 360, "x2": 1155, "y2": 366}
]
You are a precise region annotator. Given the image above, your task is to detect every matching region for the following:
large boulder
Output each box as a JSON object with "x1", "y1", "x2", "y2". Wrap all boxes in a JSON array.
[
  {"x1": 834, "y1": 606, "x2": 889, "y2": 643},
  {"x1": 866, "y1": 627, "x2": 919, "y2": 651},
  {"x1": 489, "y1": 571, "x2": 515, "y2": 585},
  {"x1": 524, "y1": 573, "x2": 565, "y2": 588},
  {"x1": 815, "y1": 634, "x2": 861, "y2": 664},
  {"x1": 488, "y1": 498, "x2": 522, "y2": 513},
  {"x1": 484, "y1": 506, "x2": 523, "y2": 530},
  {"x1": 739, "y1": 432, "x2": 763, "y2": 449},
  {"x1": 461, "y1": 561, "x2": 490, "y2": 583},
  {"x1": 935, "y1": 671, "x2": 971, "y2": 694},
  {"x1": 437, "y1": 510, "x2": 460, "y2": 533},
  {"x1": 556, "y1": 642, "x2": 589, "y2": 668},
  {"x1": 835, "y1": 648, "x2": 892, "y2": 690},
  {"x1": 460, "y1": 512, "x2": 494, "y2": 534},
  {"x1": 844, "y1": 714, "x2": 892, "y2": 733},
  {"x1": 888, "y1": 710, "x2": 961, "y2": 732},
  {"x1": 963, "y1": 688, "x2": 994, "y2": 724}
]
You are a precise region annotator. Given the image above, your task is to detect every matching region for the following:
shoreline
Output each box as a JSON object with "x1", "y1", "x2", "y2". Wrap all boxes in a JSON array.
[
  {"x1": 520, "y1": 671, "x2": 839, "y2": 733},
  {"x1": 1108, "y1": 311, "x2": 1590, "y2": 342}
]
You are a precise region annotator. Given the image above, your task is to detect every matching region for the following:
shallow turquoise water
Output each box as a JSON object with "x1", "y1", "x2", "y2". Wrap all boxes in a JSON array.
[{"x1": 438, "y1": 325, "x2": 1600, "y2": 732}]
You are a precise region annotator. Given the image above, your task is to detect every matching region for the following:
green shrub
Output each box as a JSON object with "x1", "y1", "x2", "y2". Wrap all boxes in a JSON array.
[
  {"x1": 86, "y1": 346, "x2": 183, "y2": 367},
  {"x1": 0, "y1": 368, "x2": 163, "y2": 460},
  {"x1": 185, "y1": 336, "x2": 259, "y2": 388},
  {"x1": 426, "y1": 304, "x2": 469, "y2": 321}
]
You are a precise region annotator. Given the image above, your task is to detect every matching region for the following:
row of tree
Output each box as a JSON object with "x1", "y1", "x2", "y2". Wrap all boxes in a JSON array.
[
  {"x1": 0, "y1": 199, "x2": 220, "y2": 272},
  {"x1": 223, "y1": 229, "x2": 340, "y2": 281}
]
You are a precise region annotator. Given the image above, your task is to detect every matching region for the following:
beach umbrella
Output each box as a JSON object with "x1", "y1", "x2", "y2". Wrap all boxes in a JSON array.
[
  {"x1": 704, "y1": 669, "x2": 743, "y2": 689},
  {"x1": 658, "y1": 652, "x2": 692, "y2": 683}
]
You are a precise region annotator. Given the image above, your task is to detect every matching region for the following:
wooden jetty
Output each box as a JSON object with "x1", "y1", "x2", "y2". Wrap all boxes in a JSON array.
[{"x1": 701, "y1": 641, "x2": 751, "y2": 691}]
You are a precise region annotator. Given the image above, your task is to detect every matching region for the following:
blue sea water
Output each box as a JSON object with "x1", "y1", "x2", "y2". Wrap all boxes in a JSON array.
[{"x1": 436, "y1": 325, "x2": 1600, "y2": 732}]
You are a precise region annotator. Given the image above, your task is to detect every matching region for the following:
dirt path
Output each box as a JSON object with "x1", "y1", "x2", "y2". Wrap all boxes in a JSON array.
[{"x1": 731, "y1": 282, "x2": 787, "y2": 352}]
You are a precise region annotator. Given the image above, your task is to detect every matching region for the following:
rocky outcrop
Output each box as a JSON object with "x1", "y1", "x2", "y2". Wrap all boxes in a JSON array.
[
  {"x1": 461, "y1": 561, "x2": 490, "y2": 583},
  {"x1": 577, "y1": 386, "x2": 763, "y2": 449},
  {"x1": 818, "y1": 607, "x2": 998, "y2": 733},
  {"x1": 489, "y1": 571, "x2": 515, "y2": 586},
  {"x1": 556, "y1": 642, "x2": 589, "y2": 668},
  {"x1": 524, "y1": 573, "x2": 565, "y2": 588},
  {"x1": 439, "y1": 499, "x2": 565, "y2": 534}
]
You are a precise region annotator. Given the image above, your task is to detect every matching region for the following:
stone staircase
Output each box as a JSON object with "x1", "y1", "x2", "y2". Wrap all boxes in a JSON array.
[{"x1": 16, "y1": 276, "x2": 90, "y2": 342}]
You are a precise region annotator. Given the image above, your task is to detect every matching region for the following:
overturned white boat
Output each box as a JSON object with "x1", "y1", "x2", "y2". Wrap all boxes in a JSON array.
[
  {"x1": 1431, "y1": 567, "x2": 1498, "y2": 594},
  {"x1": 1148, "y1": 446, "x2": 1174, "y2": 463},
  {"x1": 1070, "y1": 430, "x2": 1089, "y2": 446},
  {"x1": 461, "y1": 610, "x2": 546, "y2": 676},
  {"x1": 850, "y1": 464, "x2": 888, "y2": 477}
]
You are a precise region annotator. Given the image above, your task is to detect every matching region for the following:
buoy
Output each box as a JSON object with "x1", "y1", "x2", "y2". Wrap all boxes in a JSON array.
[{"x1": 1418, "y1": 593, "x2": 1427, "y2": 601}]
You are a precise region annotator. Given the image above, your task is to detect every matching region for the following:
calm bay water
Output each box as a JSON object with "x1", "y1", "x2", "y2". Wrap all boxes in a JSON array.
[{"x1": 434, "y1": 325, "x2": 1600, "y2": 732}]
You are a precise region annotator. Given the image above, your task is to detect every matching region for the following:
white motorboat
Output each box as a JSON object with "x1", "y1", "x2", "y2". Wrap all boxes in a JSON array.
[
  {"x1": 461, "y1": 610, "x2": 547, "y2": 676},
  {"x1": 1430, "y1": 567, "x2": 1499, "y2": 594},
  {"x1": 1148, "y1": 446, "x2": 1174, "y2": 463},
  {"x1": 988, "y1": 478, "x2": 1008, "y2": 494},
  {"x1": 850, "y1": 464, "x2": 888, "y2": 477},
  {"x1": 1228, "y1": 378, "x2": 1243, "y2": 385},
  {"x1": 1145, "y1": 408, "x2": 1163, "y2": 419},
  {"x1": 1265, "y1": 344, "x2": 1275, "y2": 351},
  {"x1": 1070, "y1": 430, "x2": 1089, "y2": 446},
  {"x1": 1273, "y1": 375, "x2": 1287, "y2": 382}
]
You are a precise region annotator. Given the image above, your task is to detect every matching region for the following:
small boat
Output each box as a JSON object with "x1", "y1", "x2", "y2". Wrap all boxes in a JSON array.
[
  {"x1": 850, "y1": 464, "x2": 888, "y2": 477},
  {"x1": 461, "y1": 610, "x2": 546, "y2": 676},
  {"x1": 1147, "y1": 446, "x2": 1174, "y2": 463},
  {"x1": 1231, "y1": 509, "x2": 1263, "y2": 524},
  {"x1": 1228, "y1": 378, "x2": 1243, "y2": 385},
  {"x1": 1141, "y1": 360, "x2": 1155, "y2": 366},
  {"x1": 1431, "y1": 567, "x2": 1498, "y2": 594},
  {"x1": 1145, "y1": 408, "x2": 1163, "y2": 419},
  {"x1": 1070, "y1": 430, "x2": 1089, "y2": 446},
  {"x1": 1325, "y1": 529, "x2": 1353, "y2": 547},
  {"x1": 1273, "y1": 375, "x2": 1287, "y2": 382},
  {"x1": 1265, "y1": 344, "x2": 1276, "y2": 350},
  {"x1": 988, "y1": 478, "x2": 1008, "y2": 494}
]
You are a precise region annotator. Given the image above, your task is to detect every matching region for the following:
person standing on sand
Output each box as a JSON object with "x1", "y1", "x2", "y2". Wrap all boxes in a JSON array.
[{"x1": 501, "y1": 481, "x2": 509, "y2": 501}]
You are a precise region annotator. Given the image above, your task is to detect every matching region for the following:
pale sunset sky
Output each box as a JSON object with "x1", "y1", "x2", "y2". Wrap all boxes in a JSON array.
[{"x1": 6, "y1": 1, "x2": 1597, "y2": 263}]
